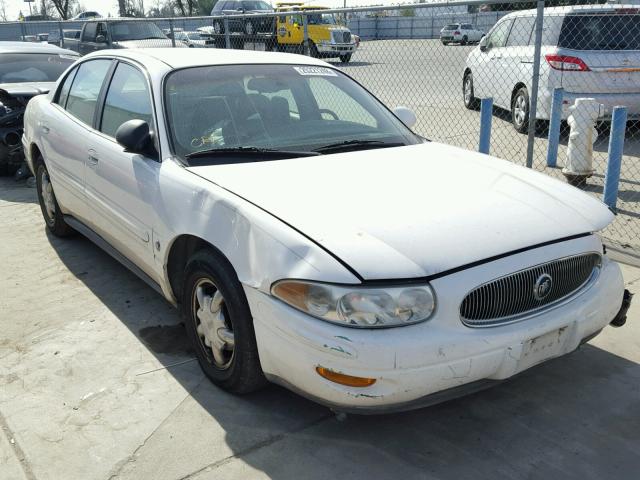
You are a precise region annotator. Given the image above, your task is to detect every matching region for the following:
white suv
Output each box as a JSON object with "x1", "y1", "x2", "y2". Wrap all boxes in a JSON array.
[
  {"x1": 440, "y1": 23, "x2": 484, "y2": 45},
  {"x1": 463, "y1": 5, "x2": 640, "y2": 132}
]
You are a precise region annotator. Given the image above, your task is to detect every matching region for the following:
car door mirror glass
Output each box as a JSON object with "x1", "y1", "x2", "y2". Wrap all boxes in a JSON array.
[
  {"x1": 96, "y1": 34, "x2": 106, "y2": 43},
  {"x1": 393, "y1": 106, "x2": 416, "y2": 129},
  {"x1": 479, "y1": 36, "x2": 488, "y2": 51},
  {"x1": 116, "y1": 120, "x2": 154, "y2": 157}
]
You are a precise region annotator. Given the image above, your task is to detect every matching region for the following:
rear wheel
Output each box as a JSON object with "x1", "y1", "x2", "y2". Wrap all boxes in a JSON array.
[
  {"x1": 512, "y1": 87, "x2": 530, "y2": 134},
  {"x1": 463, "y1": 71, "x2": 480, "y2": 110},
  {"x1": 35, "y1": 158, "x2": 74, "y2": 237},
  {"x1": 182, "y1": 249, "x2": 266, "y2": 394},
  {"x1": 462, "y1": 35, "x2": 468, "y2": 45},
  {"x1": 308, "y1": 41, "x2": 319, "y2": 58},
  {"x1": 244, "y1": 21, "x2": 254, "y2": 35},
  {"x1": 340, "y1": 53, "x2": 352, "y2": 63}
]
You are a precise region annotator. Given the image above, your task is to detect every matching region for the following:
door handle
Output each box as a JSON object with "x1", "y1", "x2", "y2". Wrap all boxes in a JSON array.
[{"x1": 87, "y1": 150, "x2": 99, "y2": 167}]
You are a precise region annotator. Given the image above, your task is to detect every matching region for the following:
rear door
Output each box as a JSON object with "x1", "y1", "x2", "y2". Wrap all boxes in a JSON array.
[
  {"x1": 42, "y1": 59, "x2": 113, "y2": 224},
  {"x1": 557, "y1": 12, "x2": 640, "y2": 94}
]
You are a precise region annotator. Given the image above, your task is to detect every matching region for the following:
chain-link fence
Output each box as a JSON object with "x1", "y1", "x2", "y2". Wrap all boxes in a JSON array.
[{"x1": 2, "y1": 0, "x2": 639, "y2": 252}]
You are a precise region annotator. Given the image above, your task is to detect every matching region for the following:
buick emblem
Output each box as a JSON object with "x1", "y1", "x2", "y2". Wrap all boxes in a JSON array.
[{"x1": 533, "y1": 274, "x2": 553, "y2": 301}]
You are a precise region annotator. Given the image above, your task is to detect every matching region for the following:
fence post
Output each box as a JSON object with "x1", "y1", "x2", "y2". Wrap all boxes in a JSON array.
[
  {"x1": 430, "y1": 15, "x2": 434, "y2": 40},
  {"x1": 169, "y1": 19, "x2": 176, "y2": 47},
  {"x1": 603, "y1": 106, "x2": 628, "y2": 210},
  {"x1": 526, "y1": 0, "x2": 545, "y2": 168},
  {"x1": 479, "y1": 97, "x2": 493, "y2": 154},
  {"x1": 58, "y1": 21, "x2": 64, "y2": 48},
  {"x1": 546, "y1": 87, "x2": 564, "y2": 168},
  {"x1": 410, "y1": 16, "x2": 414, "y2": 39},
  {"x1": 224, "y1": 18, "x2": 231, "y2": 49},
  {"x1": 302, "y1": 13, "x2": 309, "y2": 55}
]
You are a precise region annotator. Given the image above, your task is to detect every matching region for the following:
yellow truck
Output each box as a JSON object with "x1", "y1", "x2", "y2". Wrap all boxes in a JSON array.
[
  {"x1": 204, "y1": 2, "x2": 358, "y2": 63},
  {"x1": 274, "y1": 3, "x2": 357, "y2": 63}
]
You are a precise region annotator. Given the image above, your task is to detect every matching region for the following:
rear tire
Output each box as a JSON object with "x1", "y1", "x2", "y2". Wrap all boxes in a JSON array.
[
  {"x1": 462, "y1": 35, "x2": 468, "y2": 45},
  {"x1": 182, "y1": 249, "x2": 267, "y2": 394},
  {"x1": 35, "y1": 158, "x2": 75, "y2": 237},
  {"x1": 512, "y1": 87, "x2": 530, "y2": 134},
  {"x1": 309, "y1": 41, "x2": 319, "y2": 58},
  {"x1": 213, "y1": 21, "x2": 224, "y2": 35},
  {"x1": 244, "y1": 21, "x2": 254, "y2": 35}
]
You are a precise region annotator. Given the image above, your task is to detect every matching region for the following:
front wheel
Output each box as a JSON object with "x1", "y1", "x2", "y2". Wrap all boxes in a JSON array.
[
  {"x1": 35, "y1": 159, "x2": 75, "y2": 237},
  {"x1": 182, "y1": 249, "x2": 266, "y2": 394},
  {"x1": 512, "y1": 87, "x2": 530, "y2": 134},
  {"x1": 463, "y1": 72, "x2": 480, "y2": 110},
  {"x1": 340, "y1": 53, "x2": 352, "y2": 63},
  {"x1": 213, "y1": 21, "x2": 224, "y2": 35}
]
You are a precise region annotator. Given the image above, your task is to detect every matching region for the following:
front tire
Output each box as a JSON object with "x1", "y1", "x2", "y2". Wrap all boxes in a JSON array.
[
  {"x1": 35, "y1": 158, "x2": 74, "y2": 237},
  {"x1": 340, "y1": 53, "x2": 352, "y2": 63},
  {"x1": 244, "y1": 21, "x2": 254, "y2": 35},
  {"x1": 213, "y1": 21, "x2": 224, "y2": 35},
  {"x1": 463, "y1": 72, "x2": 480, "y2": 110},
  {"x1": 182, "y1": 249, "x2": 266, "y2": 394},
  {"x1": 512, "y1": 87, "x2": 530, "y2": 134}
]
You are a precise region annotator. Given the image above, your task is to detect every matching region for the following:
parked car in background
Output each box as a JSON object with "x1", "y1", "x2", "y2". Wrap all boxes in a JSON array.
[
  {"x1": 211, "y1": 0, "x2": 275, "y2": 35},
  {"x1": 72, "y1": 11, "x2": 102, "y2": 20},
  {"x1": 22, "y1": 48, "x2": 628, "y2": 413},
  {"x1": 463, "y1": 4, "x2": 640, "y2": 132},
  {"x1": 64, "y1": 20, "x2": 180, "y2": 55},
  {"x1": 0, "y1": 42, "x2": 78, "y2": 175},
  {"x1": 440, "y1": 23, "x2": 484, "y2": 45},
  {"x1": 170, "y1": 30, "x2": 213, "y2": 47}
]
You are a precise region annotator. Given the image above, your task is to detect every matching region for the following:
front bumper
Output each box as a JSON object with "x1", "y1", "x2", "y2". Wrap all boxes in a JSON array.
[
  {"x1": 316, "y1": 42, "x2": 356, "y2": 55},
  {"x1": 248, "y1": 237, "x2": 624, "y2": 413}
]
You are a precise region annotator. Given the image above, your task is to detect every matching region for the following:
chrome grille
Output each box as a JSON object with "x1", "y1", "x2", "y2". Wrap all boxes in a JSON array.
[
  {"x1": 332, "y1": 31, "x2": 351, "y2": 43},
  {"x1": 460, "y1": 253, "x2": 601, "y2": 327}
]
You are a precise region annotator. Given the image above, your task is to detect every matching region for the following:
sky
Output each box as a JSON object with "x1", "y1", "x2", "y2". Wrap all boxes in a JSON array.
[{"x1": 3, "y1": 0, "x2": 409, "y2": 21}]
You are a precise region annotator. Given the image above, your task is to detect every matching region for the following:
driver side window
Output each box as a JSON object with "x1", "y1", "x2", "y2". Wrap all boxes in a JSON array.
[
  {"x1": 308, "y1": 77, "x2": 377, "y2": 127},
  {"x1": 486, "y1": 19, "x2": 513, "y2": 50}
]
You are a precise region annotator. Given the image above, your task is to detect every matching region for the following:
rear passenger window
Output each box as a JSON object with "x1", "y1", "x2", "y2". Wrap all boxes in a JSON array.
[
  {"x1": 56, "y1": 67, "x2": 77, "y2": 108},
  {"x1": 65, "y1": 59, "x2": 112, "y2": 126},
  {"x1": 506, "y1": 17, "x2": 535, "y2": 47},
  {"x1": 100, "y1": 63, "x2": 153, "y2": 138}
]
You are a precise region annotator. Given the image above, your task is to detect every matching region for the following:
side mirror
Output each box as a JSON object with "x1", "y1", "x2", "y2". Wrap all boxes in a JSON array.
[
  {"x1": 393, "y1": 106, "x2": 416, "y2": 129},
  {"x1": 96, "y1": 34, "x2": 107, "y2": 43},
  {"x1": 116, "y1": 120, "x2": 155, "y2": 157},
  {"x1": 479, "y1": 36, "x2": 488, "y2": 52}
]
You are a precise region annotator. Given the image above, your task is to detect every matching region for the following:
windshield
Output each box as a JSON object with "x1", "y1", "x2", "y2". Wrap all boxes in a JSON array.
[
  {"x1": 111, "y1": 21, "x2": 166, "y2": 41},
  {"x1": 559, "y1": 13, "x2": 640, "y2": 50},
  {"x1": 242, "y1": 1, "x2": 272, "y2": 10},
  {"x1": 307, "y1": 13, "x2": 336, "y2": 25},
  {"x1": 0, "y1": 53, "x2": 76, "y2": 83},
  {"x1": 165, "y1": 64, "x2": 419, "y2": 162}
]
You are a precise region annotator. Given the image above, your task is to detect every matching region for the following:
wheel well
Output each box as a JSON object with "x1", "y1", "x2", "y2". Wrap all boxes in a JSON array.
[
  {"x1": 31, "y1": 144, "x2": 42, "y2": 165},
  {"x1": 166, "y1": 235, "x2": 229, "y2": 303},
  {"x1": 511, "y1": 83, "x2": 527, "y2": 105}
]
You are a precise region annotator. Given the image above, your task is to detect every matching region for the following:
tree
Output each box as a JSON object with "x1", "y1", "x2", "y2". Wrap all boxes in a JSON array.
[
  {"x1": 174, "y1": 0, "x2": 197, "y2": 16},
  {"x1": 118, "y1": 0, "x2": 127, "y2": 16},
  {"x1": 198, "y1": 0, "x2": 217, "y2": 15},
  {"x1": 0, "y1": 0, "x2": 8, "y2": 22},
  {"x1": 49, "y1": 0, "x2": 77, "y2": 19}
]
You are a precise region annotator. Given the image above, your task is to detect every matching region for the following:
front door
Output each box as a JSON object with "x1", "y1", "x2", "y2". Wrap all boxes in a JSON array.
[{"x1": 84, "y1": 61, "x2": 160, "y2": 281}]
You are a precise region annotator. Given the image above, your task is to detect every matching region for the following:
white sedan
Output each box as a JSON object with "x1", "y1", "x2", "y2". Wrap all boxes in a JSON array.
[{"x1": 23, "y1": 48, "x2": 628, "y2": 413}]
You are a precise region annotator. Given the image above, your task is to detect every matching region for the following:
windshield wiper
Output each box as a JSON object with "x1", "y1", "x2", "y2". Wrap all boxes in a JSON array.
[
  {"x1": 185, "y1": 146, "x2": 320, "y2": 160},
  {"x1": 313, "y1": 140, "x2": 404, "y2": 154}
]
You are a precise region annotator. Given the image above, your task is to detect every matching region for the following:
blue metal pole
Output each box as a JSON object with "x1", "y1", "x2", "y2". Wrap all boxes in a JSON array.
[
  {"x1": 479, "y1": 97, "x2": 493, "y2": 154},
  {"x1": 546, "y1": 87, "x2": 564, "y2": 168},
  {"x1": 603, "y1": 106, "x2": 628, "y2": 210}
]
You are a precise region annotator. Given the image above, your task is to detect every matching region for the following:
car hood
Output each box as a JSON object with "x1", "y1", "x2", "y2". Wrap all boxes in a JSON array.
[
  {"x1": 188, "y1": 143, "x2": 613, "y2": 280},
  {"x1": 0, "y1": 82, "x2": 54, "y2": 97},
  {"x1": 114, "y1": 39, "x2": 185, "y2": 48}
]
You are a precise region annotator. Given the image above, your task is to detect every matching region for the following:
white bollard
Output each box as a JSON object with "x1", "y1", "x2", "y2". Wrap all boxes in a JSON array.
[{"x1": 563, "y1": 98, "x2": 601, "y2": 186}]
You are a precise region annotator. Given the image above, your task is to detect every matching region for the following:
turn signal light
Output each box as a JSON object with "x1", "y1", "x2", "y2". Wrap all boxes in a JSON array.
[{"x1": 316, "y1": 367, "x2": 377, "y2": 387}]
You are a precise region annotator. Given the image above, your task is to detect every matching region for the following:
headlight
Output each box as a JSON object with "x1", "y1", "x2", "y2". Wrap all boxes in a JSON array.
[{"x1": 271, "y1": 280, "x2": 436, "y2": 328}]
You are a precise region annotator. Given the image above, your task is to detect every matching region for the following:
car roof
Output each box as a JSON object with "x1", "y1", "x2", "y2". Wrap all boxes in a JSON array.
[
  {"x1": 0, "y1": 41, "x2": 79, "y2": 56},
  {"x1": 504, "y1": 3, "x2": 639, "y2": 18},
  {"x1": 85, "y1": 48, "x2": 331, "y2": 70}
]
